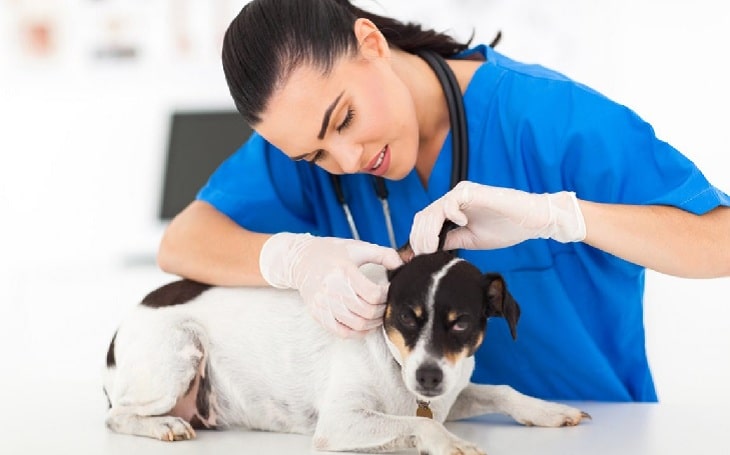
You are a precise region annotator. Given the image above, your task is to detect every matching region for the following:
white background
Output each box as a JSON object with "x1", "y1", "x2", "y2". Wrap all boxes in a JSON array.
[{"x1": 0, "y1": 0, "x2": 728, "y2": 404}]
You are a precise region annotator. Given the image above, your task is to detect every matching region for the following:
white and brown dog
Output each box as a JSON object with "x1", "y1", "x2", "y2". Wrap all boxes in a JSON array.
[{"x1": 104, "y1": 251, "x2": 588, "y2": 454}]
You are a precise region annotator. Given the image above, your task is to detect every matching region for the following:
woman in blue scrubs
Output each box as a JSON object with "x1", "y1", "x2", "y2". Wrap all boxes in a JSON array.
[{"x1": 157, "y1": 0, "x2": 730, "y2": 402}]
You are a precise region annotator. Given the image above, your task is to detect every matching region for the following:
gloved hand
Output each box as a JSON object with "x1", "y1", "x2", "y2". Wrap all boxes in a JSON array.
[
  {"x1": 410, "y1": 181, "x2": 586, "y2": 254},
  {"x1": 259, "y1": 233, "x2": 403, "y2": 337}
]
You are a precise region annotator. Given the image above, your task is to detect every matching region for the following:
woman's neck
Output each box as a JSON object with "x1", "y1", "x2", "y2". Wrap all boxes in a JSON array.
[{"x1": 391, "y1": 49, "x2": 482, "y2": 188}]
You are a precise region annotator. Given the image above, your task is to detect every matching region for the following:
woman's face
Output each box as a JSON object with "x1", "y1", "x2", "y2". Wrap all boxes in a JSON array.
[{"x1": 256, "y1": 48, "x2": 419, "y2": 180}]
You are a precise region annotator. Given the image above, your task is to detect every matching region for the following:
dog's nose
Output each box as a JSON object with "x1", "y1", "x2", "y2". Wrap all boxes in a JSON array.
[{"x1": 416, "y1": 365, "x2": 443, "y2": 391}]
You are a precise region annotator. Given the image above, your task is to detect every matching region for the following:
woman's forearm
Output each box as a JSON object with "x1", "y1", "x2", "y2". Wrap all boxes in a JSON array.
[
  {"x1": 157, "y1": 200, "x2": 272, "y2": 286},
  {"x1": 579, "y1": 201, "x2": 730, "y2": 278}
]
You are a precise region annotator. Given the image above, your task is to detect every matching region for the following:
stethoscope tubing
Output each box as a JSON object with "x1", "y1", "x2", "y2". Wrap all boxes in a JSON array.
[{"x1": 416, "y1": 49, "x2": 469, "y2": 191}]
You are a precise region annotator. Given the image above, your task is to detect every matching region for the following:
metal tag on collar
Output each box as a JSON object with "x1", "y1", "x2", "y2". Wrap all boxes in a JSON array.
[{"x1": 416, "y1": 400, "x2": 433, "y2": 419}]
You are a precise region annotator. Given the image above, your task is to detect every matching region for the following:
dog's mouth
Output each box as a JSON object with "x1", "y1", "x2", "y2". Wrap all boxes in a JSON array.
[
  {"x1": 409, "y1": 377, "x2": 449, "y2": 403},
  {"x1": 414, "y1": 387, "x2": 444, "y2": 399}
]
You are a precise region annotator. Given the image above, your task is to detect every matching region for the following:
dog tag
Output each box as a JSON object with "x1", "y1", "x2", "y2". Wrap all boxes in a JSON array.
[{"x1": 416, "y1": 400, "x2": 433, "y2": 419}]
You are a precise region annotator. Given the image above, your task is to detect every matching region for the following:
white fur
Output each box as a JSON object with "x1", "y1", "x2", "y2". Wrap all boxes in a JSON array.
[{"x1": 104, "y1": 265, "x2": 587, "y2": 453}]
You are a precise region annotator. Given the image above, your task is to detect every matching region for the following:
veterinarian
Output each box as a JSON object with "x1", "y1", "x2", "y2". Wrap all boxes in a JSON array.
[{"x1": 157, "y1": 0, "x2": 730, "y2": 402}]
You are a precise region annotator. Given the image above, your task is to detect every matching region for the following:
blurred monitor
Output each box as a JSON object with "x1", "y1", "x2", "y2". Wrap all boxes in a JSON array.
[{"x1": 159, "y1": 110, "x2": 252, "y2": 220}]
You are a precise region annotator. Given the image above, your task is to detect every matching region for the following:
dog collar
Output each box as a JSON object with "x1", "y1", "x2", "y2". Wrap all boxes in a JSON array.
[{"x1": 416, "y1": 400, "x2": 433, "y2": 419}]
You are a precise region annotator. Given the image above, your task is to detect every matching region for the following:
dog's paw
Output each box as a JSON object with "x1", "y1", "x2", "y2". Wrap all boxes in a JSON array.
[
  {"x1": 418, "y1": 427, "x2": 486, "y2": 455},
  {"x1": 513, "y1": 399, "x2": 590, "y2": 428},
  {"x1": 147, "y1": 416, "x2": 197, "y2": 441}
]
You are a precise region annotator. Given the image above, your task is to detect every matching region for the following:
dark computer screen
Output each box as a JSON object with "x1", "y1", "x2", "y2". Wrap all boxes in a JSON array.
[{"x1": 159, "y1": 110, "x2": 252, "y2": 220}]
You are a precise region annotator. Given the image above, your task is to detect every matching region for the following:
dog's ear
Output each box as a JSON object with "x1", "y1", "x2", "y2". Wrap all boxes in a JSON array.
[
  {"x1": 396, "y1": 242, "x2": 415, "y2": 264},
  {"x1": 386, "y1": 263, "x2": 405, "y2": 282},
  {"x1": 390, "y1": 220, "x2": 459, "y2": 281},
  {"x1": 387, "y1": 243, "x2": 414, "y2": 282},
  {"x1": 483, "y1": 273, "x2": 521, "y2": 340},
  {"x1": 438, "y1": 220, "x2": 459, "y2": 252},
  {"x1": 392, "y1": 220, "x2": 458, "y2": 272}
]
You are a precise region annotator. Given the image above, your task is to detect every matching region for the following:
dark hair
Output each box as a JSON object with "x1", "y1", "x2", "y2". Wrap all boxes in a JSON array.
[{"x1": 221, "y1": 0, "x2": 471, "y2": 125}]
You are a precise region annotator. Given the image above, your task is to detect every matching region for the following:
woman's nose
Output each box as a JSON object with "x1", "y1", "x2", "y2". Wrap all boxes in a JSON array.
[{"x1": 331, "y1": 140, "x2": 363, "y2": 174}]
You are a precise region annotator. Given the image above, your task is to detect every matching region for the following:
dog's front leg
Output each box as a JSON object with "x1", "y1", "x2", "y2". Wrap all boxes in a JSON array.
[
  {"x1": 314, "y1": 410, "x2": 485, "y2": 455},
  {"x1": 446, "y1": 383, "x2": 589, "y2": 427}
]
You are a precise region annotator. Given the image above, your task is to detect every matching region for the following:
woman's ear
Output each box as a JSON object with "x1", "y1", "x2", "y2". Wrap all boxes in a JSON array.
[{"x1": 354, "y1": 18, "x2": 390, "y2": 59}]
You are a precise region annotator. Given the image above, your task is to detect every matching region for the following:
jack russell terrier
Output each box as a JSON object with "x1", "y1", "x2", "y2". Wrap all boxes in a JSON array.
[{"x1": 104, "y1": 251, "x2": 588, "y2": 454}]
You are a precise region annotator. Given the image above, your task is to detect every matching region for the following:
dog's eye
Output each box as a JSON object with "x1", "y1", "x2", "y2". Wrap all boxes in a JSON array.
[
  {"x1": 399, "y1": 310, "x2": 418, "y2": 329},
  {"x1": 451, "y1": 316, "x2": 471, "y2": 333}
]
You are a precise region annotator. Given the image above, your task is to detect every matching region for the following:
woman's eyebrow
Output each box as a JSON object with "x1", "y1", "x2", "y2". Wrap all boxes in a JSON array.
[
  {"x1": 290, "y1": 91, "x2": 346, "y2": 161},
  {"x1": 318, "y1": 91, "x2": 344, "y2": 139}
]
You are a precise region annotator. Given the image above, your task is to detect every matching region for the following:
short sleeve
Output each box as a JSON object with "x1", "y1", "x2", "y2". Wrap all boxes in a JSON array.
[
  {"x1": 196, "y1": 132, "x2": 318, "y2": 233},
  {"x1": 501, "y1": 73, "x2": 730, "y2": 214}
]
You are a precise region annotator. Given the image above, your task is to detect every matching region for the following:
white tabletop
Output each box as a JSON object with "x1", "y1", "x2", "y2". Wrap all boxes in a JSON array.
[{"x1": 3, "y1": 380, "x2": 727, "y2": 455}]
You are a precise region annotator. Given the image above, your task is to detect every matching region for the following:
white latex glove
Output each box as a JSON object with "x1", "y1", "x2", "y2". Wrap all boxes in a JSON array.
[
  {"x1": 410, "y1": 181, "x2": 586, "y2": 254},
  {"x1": 259, "y1": 233, "x2": 403, "y2": 337}
]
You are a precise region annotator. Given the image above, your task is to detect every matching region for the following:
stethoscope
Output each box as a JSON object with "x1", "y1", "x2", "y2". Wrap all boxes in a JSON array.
[{"x1": 330, "y1": 49, "x2": 469, "y2": 249}]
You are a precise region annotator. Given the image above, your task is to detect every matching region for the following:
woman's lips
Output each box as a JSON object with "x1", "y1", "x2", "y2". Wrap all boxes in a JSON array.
[{"x1": 364, "y1": 145, "x2": 390, "y2": 177}]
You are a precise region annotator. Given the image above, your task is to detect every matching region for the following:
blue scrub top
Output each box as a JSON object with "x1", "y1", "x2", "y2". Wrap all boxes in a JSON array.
[{"x1": 198, "y1": 45, "x2": 730, "y2": 402}]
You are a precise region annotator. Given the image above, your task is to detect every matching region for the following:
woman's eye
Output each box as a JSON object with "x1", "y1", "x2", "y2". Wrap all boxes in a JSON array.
[
  {"x1": 336, "y1": 107, "x2": 355, "y2": 132},
  {"x1": 310, "y1": 149, "x2": 325, "y2": 163}
]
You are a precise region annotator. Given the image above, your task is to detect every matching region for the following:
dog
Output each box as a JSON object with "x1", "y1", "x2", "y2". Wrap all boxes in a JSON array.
[{"x1": 104, "y1": 251, "x2": 588, "y2": 454}]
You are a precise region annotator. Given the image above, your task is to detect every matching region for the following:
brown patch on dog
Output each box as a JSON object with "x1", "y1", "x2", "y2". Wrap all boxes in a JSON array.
[
  {"x1": 446, "y1": 311, "x2": 459, "y2": 324},
  {"x1": 386, "y1": 304, "x2": 423, "y2": 323},
  {"x1": 443, "y1": 347, "x2": 470, "y2": 366},
  {"x1": 396, "y1": 243, "x2": 415, "y2": 263},
  {"x1": 413, "y1": 306, "x2": 423, "y2": 319},
  {"x1": 385, "y1": 326, "x2": 412, "y2": 363}
]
